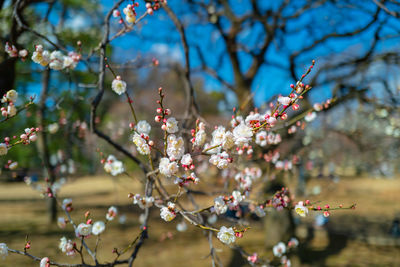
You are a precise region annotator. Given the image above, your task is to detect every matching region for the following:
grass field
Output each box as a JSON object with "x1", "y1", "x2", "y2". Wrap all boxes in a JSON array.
[{"x1": 0, "y1": 175, "x2": 399, "y2": 266}]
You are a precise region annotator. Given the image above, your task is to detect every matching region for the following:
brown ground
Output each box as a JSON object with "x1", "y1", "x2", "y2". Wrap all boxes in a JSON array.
[{"x1": 0, "y1": 175, "x2": 399, "y2": 266}]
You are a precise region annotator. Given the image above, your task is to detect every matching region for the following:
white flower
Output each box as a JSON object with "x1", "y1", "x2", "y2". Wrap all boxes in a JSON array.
[
  {"x1": 59, "y1": 237, "x2": 75, "y2": 256},
  {"x1": 132, "y1": 133, "x2": 150, "y2": 155},
  {"x1": 159, "y1": 157, "x2": 179, "y2": 177},
  {"x1": 273, "y1": 242, "x2": 286, "y2": 257},
  {"x1": 0, "y1": 143, "x2": 8, "y2": 156},
  {"x1": 0, "y1": 243, "x2": 8, "y2": 259},
  {"x1": 76, "y1": 223, "x2": 92, "y2": 237},
  {"x1": 214, "y1": 196, "x2": 227, "y2": 214},
  {"x1": 49, "y1": 51, "x2": 64, "y2": 70},
  {"x1": 165, "y1": 117, "x2": 179, "y2": 133},
  {"x1": 180, "y1": 154, "x2": 192, "y2": 166},
  {"x1": 106, "y1": 206, "x2": 118, "y2": 221},
  {"x1": 176, "y1": 221, "x2": 187, "y2": 232},
  {"x1": 217, "y1": 226, "x2": 236, "y2": 245},
  {"x1": 313, "y1": 103, "x2": 322, "y2": 111},
  {"x1": 32, "y1": 45, "x2": 50, "y2": 66},
  {"x1": 63, "y1": 56, "x2": 77, "y2": 69},
  {"x1": 111, "y1": 77, "x2": 127, "y2": 95},
  {"x1": 136, "y1": 120, "x2": 151, "y2": 135},
  {"x1": 57, "y1": 217, "x2": 67, "y2": 229},
  {"x1": 104, "y1": 155, "x2": 125, "y2": 176},
  {"x1": 209, "y1": 151, "x2": 230, "y2": 169},
  {"x1": 133, "y1": 194, "x2": 154, "y2": 209},
  {"x1": 123, "y1": 4, "x2": 136, "y2": 23},
  {"x1": 194, "y1": 129, "x2": 206, "y2": 146},
  {"x1": 255, "y1": 131, "x2": 267, "y2": 147},
  {"x1": 160, "y1": 202, "x2": 176, "y2": 222},
  {"x1": 48, "y1": 123, "x2": 59, "y2": 134},
  {"x1": 92, "y1": 221, "x2": 106, "y2": 235},
  {"x1": 6, "y1": 104, "x2": 16, "y2": 117},
  {"x1": 233, "y1": 122, "x2": 253, "y2": 146},
  {"x1": 219, "y1": 131, "x2": 233, "y2": 150},
  {"x1": 6, "y1": 89, "x2": 18, "y2": 102},
  {"x1": 245, "y1": 113, "x2": 263, "y2": 125},
  {"x1": 305, "y1": 112, "x2": 317, "y2": 122},
  {"x1": 211, "y1": 126, "x2": 226, "y2": 145},
  {"x1": 166, "y1": 135, "x2": 185, "y2": 160},
  {"x1": 231, "y1": 190, "x2": 244, "y2": 205},
  {"x1": 40, "y1": 257, "x2": 50, "y2": 267},
  {"x1": 294, "y1": 201, "x2": 308, "y2": 217},
  {"x1": 278, "y1": 96, "x2": 291, "y2": 106}
]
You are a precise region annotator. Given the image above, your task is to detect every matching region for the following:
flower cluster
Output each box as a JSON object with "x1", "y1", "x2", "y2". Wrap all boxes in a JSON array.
[
  {"x1": 1, "y1": 89, "x2": 18, "y2": 118},
  {"x1": 131, "y1": 194, "x2": 155, "y2": 209},
  {"x1": 103, "y1": 155, "x2": 125, "y2": 176},
  {"x1": 160, "y1": 202, "x2": 177, "y2": 222},
  {"x1": 213, "y1": 191, "x2": 245, "y2": 215},
  {"x1": 32, "y1": 45, "x2": 80, "y2": 70}
]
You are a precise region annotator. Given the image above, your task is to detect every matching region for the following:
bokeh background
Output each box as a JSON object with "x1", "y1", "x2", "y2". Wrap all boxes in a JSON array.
[{"x1": 1, "y1": 0, "x2": 400, "y2": 266}]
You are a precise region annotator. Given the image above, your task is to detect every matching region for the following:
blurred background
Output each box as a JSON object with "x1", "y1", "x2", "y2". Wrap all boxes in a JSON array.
[{"x1": 1, "y1": 0, "x2": 400, "y2": 266}]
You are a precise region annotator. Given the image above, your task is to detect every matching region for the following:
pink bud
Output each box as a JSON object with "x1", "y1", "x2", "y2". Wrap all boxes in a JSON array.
[
  {"x1": 146, "y1": 2, "x2": 151, "y2": 8},
  {"x1": 29, "y1": 134, "x2": 37, "y2": 142},
  {"x1": 20, "y1": 134, "x2": 27, "y2": 140},
  {"x1": 164, "y1": 109, "x2": 171, "y2": 115},
  {"x1": 156, "y1": 108, "x2": 163, "y2": 114},
  {"x1": 147, "y1": 8, "x2": 154, "y2": 15},
  {"x1": 161, "y1": 124, "x2": 167, "y2": 131}
]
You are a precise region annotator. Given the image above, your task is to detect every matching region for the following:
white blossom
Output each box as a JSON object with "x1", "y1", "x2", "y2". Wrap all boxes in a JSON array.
[
  {"x1": 180, "y1": 154, "x2": 192, "y2": 166},
  {"x1": 92, "y1": 221, "x2": 106, "y2": 235},
  {"x1": 165, "y1": 117, "x2": 179, "y2": 133},
  {"x1": 0, "y1": 143, "x2": 8, "y2": 156},
  {"x1": 159, "y1": 157, "x2": 179, "y2": 177},
  {"x1": 255, "y1": 131, "x2": 268, "y2": 147},
  {"x1": 160, "y1": 202, "x2": 176, "y2": 222},
  {"x1": 273, "y1": 242, "x2": 286, "y2": 257},
  {"x1": 166, "y1": 135, "x2": 185, "y2": 160},
  {"x1": 59, "y1": 237, "x2": 75, "y2": 256},
  {"x1": 111, "y1": 77, "x2": 127, "y2": 95},
  {"x1": 217, "y1": 226, "x2": 236, "y2": 245},
  {"x1": 40, "y1": 257, "x2": 50, "y2": 267},
  {"x1": 106, "y1": 206, "x2": 118, "y2": 221},
  {"x1": 49, "y1": 51, "x2": 64, "y2": 70},
  {"x1": 76, "y1": 223, "x2": 92, "y2": 237},
  {"x1": 6, "y1": 90, "x2": 18, "y2": 103},
  {"x1": 213, "y1": 196, "x2": 227, "y2": 214},
  {"x1": 194, "y1": 129, "x2": 206, "y2": 146},
  {"x1": 104, "y1": 155, "x2": 125, "y2": 176},
  {"x1": 209, "y1": 151, "x2": 230, "y2": 169},
  {"x1": 305, "y1": 112, "x2": 317, "y2": 122},
  {"x1": 136, "y1": 120, "x2": 151, "y2": 135},
  {"x1": 123, "y1": 4, "x2": 136, "y2": 23},
  {"x1": 132, "y1": 133, "x2": 150, "y2": 155},
  {"x1": 233, "y1": 122, "x2": 253, "y2": 146},
  {"x1": 133, "y1": 194, "x2": 154, "y2": 209},
  {"x1": 278, "y1": 96, "x2": 291, "y2": 106},
  {"x1": 294, "y1": 201, "x2": 308, "y2": 217}
]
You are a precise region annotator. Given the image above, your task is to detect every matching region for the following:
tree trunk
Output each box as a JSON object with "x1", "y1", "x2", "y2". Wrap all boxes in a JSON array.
[{"x1": 38, "y1": 68, "x2": 57, "y2": 223}]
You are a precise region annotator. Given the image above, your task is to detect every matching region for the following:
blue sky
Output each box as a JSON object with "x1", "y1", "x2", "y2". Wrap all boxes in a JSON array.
[{"x1": 17, "y1": 0, "x2": 400, "y2": 108}]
